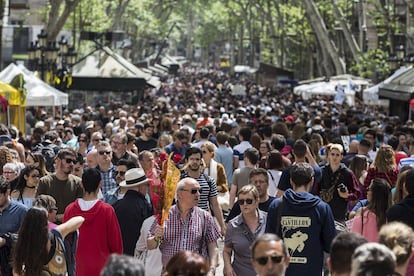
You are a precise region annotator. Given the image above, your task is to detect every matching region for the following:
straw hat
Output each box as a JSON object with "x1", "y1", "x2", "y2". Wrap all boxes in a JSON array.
[{"x1": 119, "y1": 168, "x2": 149, "y2": 187}]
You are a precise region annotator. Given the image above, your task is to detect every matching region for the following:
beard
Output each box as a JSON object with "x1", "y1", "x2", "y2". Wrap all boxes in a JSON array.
[{"x1": 188, "y1": 163, "x2": 200, "y2": 172}]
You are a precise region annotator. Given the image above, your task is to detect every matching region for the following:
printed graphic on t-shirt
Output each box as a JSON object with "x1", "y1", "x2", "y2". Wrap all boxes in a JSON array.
[{"x1": 281, "y1": 216, "x2": 310, "y2": 264}]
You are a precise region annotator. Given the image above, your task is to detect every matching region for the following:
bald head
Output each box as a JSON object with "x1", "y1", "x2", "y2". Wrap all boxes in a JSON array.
[
  {"x1": 349, "y1": 140, "x2": 359, "y2": 153},
  {"x1": 86, "y1": 149, "x2": 98, "y2": 168}
]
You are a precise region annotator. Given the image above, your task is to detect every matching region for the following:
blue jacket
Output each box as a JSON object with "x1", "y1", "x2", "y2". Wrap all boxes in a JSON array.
[{"x1": 266, "y1": 189, "x2": 336, "y2": 276}]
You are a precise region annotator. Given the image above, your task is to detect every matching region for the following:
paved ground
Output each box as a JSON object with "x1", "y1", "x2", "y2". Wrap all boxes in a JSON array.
[{"x1": 216, "y1": 238, "x2": 224, "y2": 276}]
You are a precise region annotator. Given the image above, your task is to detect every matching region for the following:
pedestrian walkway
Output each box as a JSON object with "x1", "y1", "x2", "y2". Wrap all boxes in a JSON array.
[{"x1": 217, "y1": 238, "x2": 224, "y2": 276}]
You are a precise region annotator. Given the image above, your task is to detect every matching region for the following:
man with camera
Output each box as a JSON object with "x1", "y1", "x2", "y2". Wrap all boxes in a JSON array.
[{"x1": 314, "y1": 144, "x2": 361, "y2": 231}]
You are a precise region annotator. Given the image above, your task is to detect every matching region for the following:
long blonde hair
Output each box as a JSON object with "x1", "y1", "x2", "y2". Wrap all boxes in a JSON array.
[{"x1": 371, "y1": 145, "x2": 396, "y2": 172}]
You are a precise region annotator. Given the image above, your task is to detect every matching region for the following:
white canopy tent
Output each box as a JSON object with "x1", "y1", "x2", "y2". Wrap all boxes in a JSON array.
[
  {"x1": 363, "y1": 66, "x2": 411, "y2": 103},
  {"x1": 294, "y1": 75, "x2": 371, "y2": 106},
  {"x1": 0, "y1": 63, "x2": 68, "y2": 106}
]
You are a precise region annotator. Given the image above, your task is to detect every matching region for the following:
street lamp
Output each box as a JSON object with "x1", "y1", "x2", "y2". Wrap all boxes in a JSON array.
[
  {"x1": 27, "y1": 29, "x2": 77, "y2": 90},
  {"x1": 387, "y1": 44, "x2": 407, "y2": 72}
]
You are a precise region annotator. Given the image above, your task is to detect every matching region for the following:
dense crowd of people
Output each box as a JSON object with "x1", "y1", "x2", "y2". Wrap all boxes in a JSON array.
[{"x1": 0, "y1": 67, "x2": 414, "y2": 275}]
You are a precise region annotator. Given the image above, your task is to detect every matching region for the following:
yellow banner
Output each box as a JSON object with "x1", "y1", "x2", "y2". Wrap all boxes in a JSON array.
[{"x1": 160, "y1": 153, "x2": 180, "y2": 226}]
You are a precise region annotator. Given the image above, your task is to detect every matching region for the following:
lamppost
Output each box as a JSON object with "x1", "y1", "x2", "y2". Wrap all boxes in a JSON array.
[
  {"x1": 27, "y1": 29, "x2": 77, "y2": 90},
  {"x1": 388, "y1": 44, "x2": 406, "y2": 71}
]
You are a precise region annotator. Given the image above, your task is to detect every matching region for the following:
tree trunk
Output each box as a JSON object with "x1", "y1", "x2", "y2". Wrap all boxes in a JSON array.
[
  {"x1": 111, "y1": 0, "x2": 131, "y2": 30},
  {"x1": 331, "y1": 0, "x2": 361, "y2": 63},
  {"x1": 46, "y1": 0, "x2": 81, "y2": 41},
  {"x1": 255, "y1": 0, "x2": 278, "y2": 65},
  {"x1": 272, "y1": 0, "x2": 285, "y2": 68},
  {"x1": 301, "y1": 0, "x2": 345, "y2": 76}
]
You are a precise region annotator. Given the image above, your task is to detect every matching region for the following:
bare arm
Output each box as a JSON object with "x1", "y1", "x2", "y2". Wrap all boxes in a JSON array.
[
  {"x1": 147, "y1": 236, "x2": 159, "y2": 250},
  {"x1": 210, "y1": 196, "x2": 226, "y2": 236},
  {"x1": 229, "y1": 184, "x2": 238, "y2": 210},
  {"x1": 223, "y1": 245, "x2": 236, "y2": 276},
  {"x1": 147, "y1": 224, "x2": 164, "y2": 250},
  {"x1": 306, "y1": 146, "x2": 318, "y2": 166},
  {"x1": 56, "y1": 216, "x2": 84, "y2": 238},
  {"x1": 233, "y1": 156, "x2": 239, "y2": 170},
  {"x1": 207, "y1": 241, "x2": 219, "y2": 276}
]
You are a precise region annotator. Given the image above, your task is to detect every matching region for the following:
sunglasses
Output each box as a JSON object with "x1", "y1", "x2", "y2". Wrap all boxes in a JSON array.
[
  {"x1": 181, "y1": 188, "x2": 202, "y2": 194},
  {"x1": 238, "y1": 198, "x2": 254, "y2": 205},
  {"x1": 115, "y1": 171, "x2": 126, "y2": 176},
  {"x1": 78, "y1": 139, "x2": 87, "y2": 142},
  {"x1": 98, "y1": 151, "x2": 111, "y2": 155},
  {"x1": 64, "y1": 158, "x2": 77, "y2": 164},
  {"x1": 255, "y1": 255, "x2": 284, "y2": 266},
  {"x1": 93, "y1": 139, "x2": 103, "y2": 142}
]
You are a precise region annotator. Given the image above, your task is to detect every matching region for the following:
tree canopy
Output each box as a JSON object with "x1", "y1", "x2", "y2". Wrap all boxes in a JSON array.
[{"x1": 38, "y1": 0, "x2": 413, "y2": 81}]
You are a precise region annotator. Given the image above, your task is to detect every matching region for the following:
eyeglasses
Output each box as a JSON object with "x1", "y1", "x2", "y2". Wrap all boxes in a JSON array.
[
  {"x1": 181, "y1": 188, "x2": 202, "y2": 194},
  {"x1": 238, "y1": 198, "x2": 254, "y2": 205},
  {"x1": 111, "y1": 141, "x2": 124, "y2": 145},
  {"x1": 64, "y1": 158, "x2": 77, "y2": 164},
  {"x1": 3, "y1": 171, "x2": 16, "y2": 174},
  {"x1": 115, "y1": 171, "x2": 126, "y2": 176},
  {"x1": 255, "y1": 255, "x2": 284, "y2": 266},
  {"x1": 98, "y1": 151, "x2": 112, "y2": 155}
]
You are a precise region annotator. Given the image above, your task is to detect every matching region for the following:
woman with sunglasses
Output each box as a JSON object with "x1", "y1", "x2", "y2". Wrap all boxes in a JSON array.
[
  {"x1": 201, "y1": 142, "x2": 228, "y2": 194},
  {"x1": 77, "y1": 133, "x2": 89, "y2": 157},
  {"x1": 223, "y1": 185, "x2": 267, "y2": 276},
  {"x1": 11, "y1": 165, "x2": 41, "y2": 208}
]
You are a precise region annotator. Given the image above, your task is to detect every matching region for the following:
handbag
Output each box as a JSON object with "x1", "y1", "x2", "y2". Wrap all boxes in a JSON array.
[
  {"x1": 135, "y1": 249, "x2": 148, "y2": 265},
  {"x1": 320, "y1": 169, "x2": 341, "y2": 203}
]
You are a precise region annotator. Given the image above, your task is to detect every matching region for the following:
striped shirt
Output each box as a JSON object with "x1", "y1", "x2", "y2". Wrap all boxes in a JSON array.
[
  {"x1": 399, "y1": 156, "x2": 414, "y2": 169},
  {"x1": 233, "y1": 141, "x2": 253, "y2": 168},
  {"x1": 181, "y1": 172, "x2": 218, "y2": 211},
  {"x1": 150, "y1": 205, "x2": 221, "y2": 267}
]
